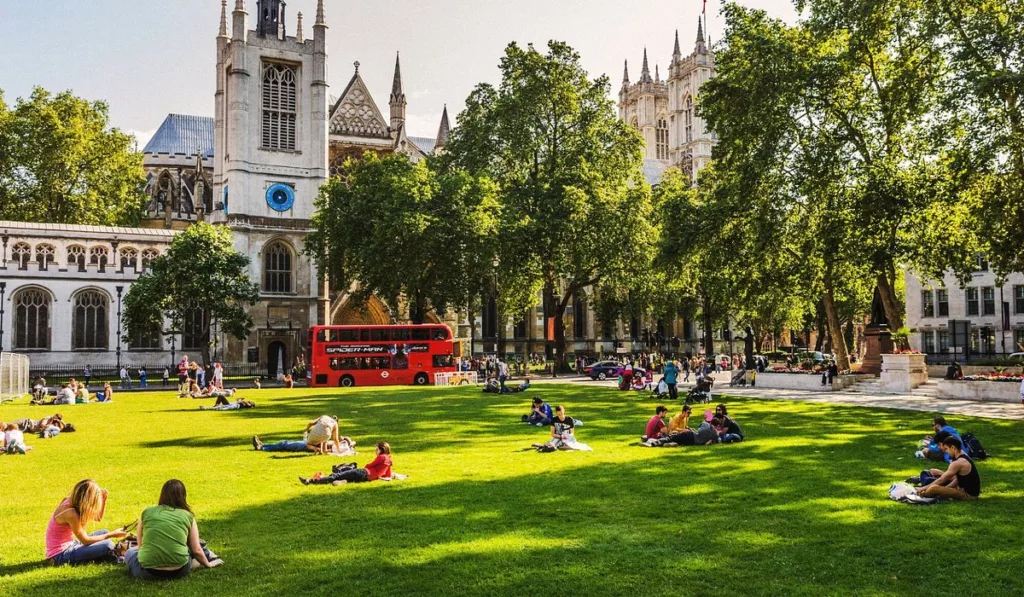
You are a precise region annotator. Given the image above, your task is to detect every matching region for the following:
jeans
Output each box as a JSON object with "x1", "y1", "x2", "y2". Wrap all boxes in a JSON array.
[
  {"x1": 499, "y1": 375, "x2": 508, "y2": 392},
  {"x1": 140, "y1": 376, "x2": 147, "y2": 388},
  {"x1": 51, "y1": 530, "x2": 116, "y2": 566},
  {"x1": 719, "y1": 433, "x2": 743, "y2": 443},
  {"x1": 667, "y1": 383, "x2": 678, "y2": 400},
  {"x1": 528, "y1": 416, "x2": 552, "y2": 427},
  {"x1": 125, "y1": 548, "x2": 190, "y2": 580},
  {"x1": 309, "y1": 468, "x2": 369, "y2": 484},
  {"x1": 261, "y1": 440, "x2": 308, "y2": 452}
]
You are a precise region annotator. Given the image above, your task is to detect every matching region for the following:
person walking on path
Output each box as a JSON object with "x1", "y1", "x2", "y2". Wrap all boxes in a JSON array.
[{"x1": 663, "y1": 359, "x2": 680, "y2": 400}]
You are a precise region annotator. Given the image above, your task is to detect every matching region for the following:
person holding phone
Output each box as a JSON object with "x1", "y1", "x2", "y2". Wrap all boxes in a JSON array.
[
  {"x1": 125, "y1": 479, "x2": 223, "y2": 580},
  {"x1": 46, "y1": 480, "x2": 126, "y2": 565}
]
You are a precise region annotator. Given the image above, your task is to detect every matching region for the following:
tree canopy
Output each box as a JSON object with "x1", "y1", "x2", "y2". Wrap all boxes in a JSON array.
[
  {"x1": 122, "y1": 223, "x2": 261, "y2": 366},
  {"x1": 307, "y1": 153, "x2": 498, "y2": 324},
  {"x1": 0, "y1": 87, "x2": 146, "y2": 225}
]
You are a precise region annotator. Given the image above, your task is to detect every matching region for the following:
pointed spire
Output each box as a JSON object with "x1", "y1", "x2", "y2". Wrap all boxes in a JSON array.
[
  {"x1": 436, "y1": 105, "x2": 451, "y2": 149},
  {"x1": 673, "y1": 29, "x2": 681, "y2": 57},
  {"x1": 697, "y1": 16, "x2": 705, "y2": 43},
  {"x1": 640, "y1": 48, "x2": 652, "y2": 83},
  {"x1": 315, "y1": 0, "x2": 326, "y2": 26},
  {"x1": 391, "y1": 52, "x2": 403, "y2": 98},
  {"x1": 655, "y1": 64, "x2": 660, "y2": 82},
  {"x1": 218, "y1": 0, "x2": 229, "y2": 38},
  {"x1": 622, "y1": 59, "x2": 630, "y2": 86}
]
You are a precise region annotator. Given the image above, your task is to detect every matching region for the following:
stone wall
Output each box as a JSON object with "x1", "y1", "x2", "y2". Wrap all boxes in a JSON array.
[
  {"x1": 753, "y1": 372, "x2": 872, "y2": 392},
  {"x1": 936, "y1": 380, "x2": 1022, "y2": 404}
]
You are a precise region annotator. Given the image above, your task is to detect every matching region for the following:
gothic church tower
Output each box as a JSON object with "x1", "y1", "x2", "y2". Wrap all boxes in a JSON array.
[
  {"x1": 667, "y1": 19, "x2": 716, "y2": 181},
  {"x1": 213, "y1": 0, "x2": 329, "y2": 373}
]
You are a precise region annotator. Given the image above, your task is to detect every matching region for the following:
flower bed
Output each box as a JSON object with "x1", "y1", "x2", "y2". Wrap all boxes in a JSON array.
[{"x1": 961, "y1": 372, "x2": 1024, "y2": 382}]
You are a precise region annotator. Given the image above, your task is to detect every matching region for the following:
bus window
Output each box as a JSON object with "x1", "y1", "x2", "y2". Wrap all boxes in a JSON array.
[
  {"x1": 392, "y1": 328, "x2": 411, "y2": 341},
  {"x1": 369, "y1": 329, "x2": 389, "y2": 341},
  {"x1": 360, "y1": 329, "x2": 371, "y2": 341},
  {"x1": 336, "y1": 329, "x2": 359, "y2": 341},
  {"x1": 331, "y1": 358, "x2": 361, "y2": 370},
  {"x1": 433, "y1": 354, "x2": 455, "y2": 368},
  {"x1": 432, "y1": 327, "x2": 449, "y2": 341},
  {"x1": 329, "y1": 358, "x2": 340, "y2": 370},
  {"x1": 411, "y1": 328, "x2": 431, "y2": 340},
  {"x1": 369, "y1": 357, "x2": 391, "y2": 369},
  {"x1": 317, "y1": 329, "x2": 327, "y2": 342}
]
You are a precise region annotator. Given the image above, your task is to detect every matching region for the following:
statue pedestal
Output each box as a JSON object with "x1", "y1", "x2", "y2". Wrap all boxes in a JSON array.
[
  {"x1": 880, "y1": 353, "x2": 928, "y2": 393},
  {"x1": 860, "y1": 325, "x2": 892, "y2": 375}
]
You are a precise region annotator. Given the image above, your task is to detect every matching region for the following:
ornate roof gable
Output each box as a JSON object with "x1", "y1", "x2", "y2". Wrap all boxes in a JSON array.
[{"x1": 329, "y1": 63, "x2": 391, "y2": 139}]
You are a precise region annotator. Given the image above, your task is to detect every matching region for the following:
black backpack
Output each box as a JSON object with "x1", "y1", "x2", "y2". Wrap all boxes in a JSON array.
[{"x1": 962, "y1": 432, "x2": 988, "y2": 460}]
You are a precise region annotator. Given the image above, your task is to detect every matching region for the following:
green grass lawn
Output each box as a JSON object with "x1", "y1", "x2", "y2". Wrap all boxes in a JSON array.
[{"x1": 1, "y1": 385, "x2": 1023, "y2": 596}]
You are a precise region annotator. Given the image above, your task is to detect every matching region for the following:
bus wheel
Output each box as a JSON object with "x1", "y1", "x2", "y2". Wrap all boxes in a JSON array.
[
  {"x1": 340, "y1": 376, "x2": 355, "y2": 388},
  {"x1": 414, "y1": 373, "x2": 429, "y2": 386}
]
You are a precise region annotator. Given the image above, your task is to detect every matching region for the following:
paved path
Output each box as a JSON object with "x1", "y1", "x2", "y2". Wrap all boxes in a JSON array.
[{"x1": 530, "y1": 376, "x2": 1024, "y2": 421}]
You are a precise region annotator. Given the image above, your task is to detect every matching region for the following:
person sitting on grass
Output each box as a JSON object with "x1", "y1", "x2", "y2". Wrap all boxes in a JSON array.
[
  {"x1": 300, "y1": 441, "x2": 393, "y2": 486},
  {"x1": 917, "y1": 436, "x2": 981, "y2": 501},
  {"x1": 714, "y1": 404, "x2": 744, "y2": 443},
  {"x1": 252, "y1": 415, "x2": 340, "y2": 454},
  {"x1": 482, "y1": 376, "x2": 500, "y2": 393},
  {"x1": 75, "y1": 384, "x2": 91, "y2": 403},
  {"x1": 101, "y1": 381, "x2": 113, "y2": 402},
  {"x1": 631, "y1": 374, "x2": 647, "y2": 391},
  {"x1": 642, "y1": 405, "x2": 669, "y2": 442},
  {"x1": 532, "y1": 406, "x2": 592, "y2": 452},
  {"x1": 643, "y1": 413, "x2": 720, "y2": 448},
  {"x1": 200, "y1": 399, "x2": 255, "y2": 411},
  {"x1": 252, "y1": 377, "x2": 262, "y2": 390},
  {"x1": 45, "y1": 480, "x2": 127, "y2": 566},
  {"x1": 668, "y1": 405, "x2": 692, "y2": 435},
  {"x1": 125, "y1": 479, "x2": 223, "y2": 580},
  {"x1": 512, "y1": 377, "x2": 532, "y2": 393},
  {"x1": 916, "y1": 416, "x2": 964, "y2": 462},
  {"x1": 522, "y1": 396, "x2": 553, "y2": 426},
  {"x1": 3, "y1": 423, "x2": 33, "y2": 454}
]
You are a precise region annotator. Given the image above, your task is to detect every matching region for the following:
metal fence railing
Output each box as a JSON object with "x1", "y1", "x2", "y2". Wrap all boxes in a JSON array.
[
  {"x1": 1, "y1": 352, "x2": 31, "y2": 403},
  {"x1": 27, "y1": 362, "x2": 269, "y2": 387}
]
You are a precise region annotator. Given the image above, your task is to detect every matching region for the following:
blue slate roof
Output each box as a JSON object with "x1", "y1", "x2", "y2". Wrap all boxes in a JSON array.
[
  {"x1": 409, "y1": 136, "x2": 437, "y2": 155},
  {"x1": 143, "y1": 114, "x2": 215, "y2": 157}
]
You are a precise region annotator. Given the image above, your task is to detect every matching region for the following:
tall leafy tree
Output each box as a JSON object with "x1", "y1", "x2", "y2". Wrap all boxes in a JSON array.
[
  {"x1": 123, "y1": 223, "x2": 261, "y2": 366},
  {"x1": 0, "y1": 87, "x2": 146, "y2": 225},
  {"x1": 932, "y1": 1, "x2": 1024, "y2": 278},
  {"x1": 445, "y1": 41, "x2": 654, "y2": 366},
  {"x1": 307, "y1": 153, "x2": 498, "y2": 324}
]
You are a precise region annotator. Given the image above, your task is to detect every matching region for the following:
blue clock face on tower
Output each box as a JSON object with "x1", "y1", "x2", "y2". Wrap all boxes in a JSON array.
[{"x1": 266, "y1": 184, "x2": 296, "y2": 212}]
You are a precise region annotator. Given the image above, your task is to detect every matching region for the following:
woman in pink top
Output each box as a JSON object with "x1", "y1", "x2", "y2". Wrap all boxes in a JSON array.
[{"x1": 46, "y1": 479, "x2": 126, "y2": 566}]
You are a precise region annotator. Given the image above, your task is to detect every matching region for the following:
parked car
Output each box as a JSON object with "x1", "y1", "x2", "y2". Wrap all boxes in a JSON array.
[
  {"x1": 797, "y1": 350, "x2": 826, "y2": 363},
  {"x1": 1008, "y1": 352, "x2": 1024, "y2": 363},
  {"x1": 584, "y1": 360, "x2": 624, "y2": 380}
]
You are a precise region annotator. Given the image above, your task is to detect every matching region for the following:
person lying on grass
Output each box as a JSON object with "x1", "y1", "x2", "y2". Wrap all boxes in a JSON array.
[
  {"x1": 3, "y1": 423, "x2": 33, "y2": 454},
  {"x1": 714, "y1": 404, "x2": 744, "y2": 443},
  {"x1": 200, "y1": 399, "x2": 255, "y2": 411},
  {"x1": 11, "y1": 414, "x2": 62, "y2": 434},
  {"x1": 252, "y1": 414, "x2": 340, "y2": 454},
  {"x1": 300, "y1": 442, "x2": 393, "y2": 486},
  {"x1": 46, "y1": 479, "x2": 127, "y2": 566},
  {"x1": 917, "y1": 436, "x2": 981, "y2": 501},
  {"x1": 522, "y1": 396, "x2": 553, "y2": 426},
  {"x1": 641, "y1": 405, "x2": 670, "y2": 442},
  {"x1": 532, "y1": 406, "x2": 592, "y2": 452},
  {"x1": 916, "y1": 416, "x2": 964, "y2": 462},
  {"x1": 125, "y1": 479, "x2": 223, "y2": 580}
]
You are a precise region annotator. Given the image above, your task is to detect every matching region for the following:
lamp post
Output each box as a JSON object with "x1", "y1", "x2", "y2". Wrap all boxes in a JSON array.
[
  {"x1": 0, "y1": 281, "x2": 6, "y2": 351},
  {"x1": 115, "y1": 285, "x2": 124, "y2": 370}
]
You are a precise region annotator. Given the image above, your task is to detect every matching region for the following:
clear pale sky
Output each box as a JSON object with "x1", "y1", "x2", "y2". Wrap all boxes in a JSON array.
[{"x1": 0, "y1": 0, "x2": 797, "y2": 144}]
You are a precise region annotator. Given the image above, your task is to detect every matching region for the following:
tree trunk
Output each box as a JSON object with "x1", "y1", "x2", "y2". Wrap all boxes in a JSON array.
[
  {"x1": 200, "y1": 309, "x2": 212, "y2": 368},
  {"x1": 410, "y1": 292, "x2": 426, "y2": 325},
  {"x1": 823, "y1": 271, "x2": 850, "y2": 370},
  {"x1": 813, "y1": 300, "x2": 826, "y2": 352},
  {"x1": 876, "y1": 272, "x2": 904, "y2": 331},
  {"x1": 702, "y1": 295, "x2": 715, "y2": 357}
]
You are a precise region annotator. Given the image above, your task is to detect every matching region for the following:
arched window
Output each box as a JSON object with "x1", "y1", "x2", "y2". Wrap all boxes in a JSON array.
[
  {"x1": 263, "y1": 241, "x2": 293, "y2": 294},
  {"x1": 72, "y1": 290, "x2": 109, "y2": 350},
  {"x1": 12, "y1": 242, "x2": 31, "y2": 270},
  {"x1": 684, "y1": 97, "x2": 694, "y2": 144},
  {"x1": 89, "y1": 246, "x2": 109, "y2": 272},
  {"x1": 67, "y1": 245, "x2": 87, "y2": 271},
  {"x1": 182, "y1": 307, "x2": 208, "y2": 351},
  {"x1": 35, "y1": 244, "x2": 56, "y2": 271},
  {"x1": 13, "y1": 287, "x2": 51, "y2": 350},
  {"x1": 120, "y1": 247, "x2": 138, "y2": 270},
  {"x1": 261, "y1": 62, "x2": 297, "y2": 150},
  {"x1": 573, "y1": 294, "x2": 587, "y2": 339},
  {"x1": 656, "y1": 118, "x2": 669, "y2": 160},
  {"x1": 140, "y1": 248, "x2": 159, "y2": 271}
]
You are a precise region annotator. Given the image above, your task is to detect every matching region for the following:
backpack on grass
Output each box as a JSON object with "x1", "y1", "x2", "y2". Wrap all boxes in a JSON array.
[{"x1": 961, "y1": 433, "x2": 988, "y2": 460}]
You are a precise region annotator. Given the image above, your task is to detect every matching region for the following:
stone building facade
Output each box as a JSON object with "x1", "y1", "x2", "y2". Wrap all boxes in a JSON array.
[{"x1": 905, "y1": 263, "x2": 1024, "y2": 359}]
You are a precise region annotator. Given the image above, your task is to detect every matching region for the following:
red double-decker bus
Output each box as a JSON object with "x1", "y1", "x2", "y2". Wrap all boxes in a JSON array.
[{"x1": 308, "y1": 324, "x2": 461, "y2": 388}]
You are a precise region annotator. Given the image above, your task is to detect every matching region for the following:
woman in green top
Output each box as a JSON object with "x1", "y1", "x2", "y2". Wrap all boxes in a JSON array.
[{"x1": 125, "y1": 480, "x2": 223, "y2": 580}]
